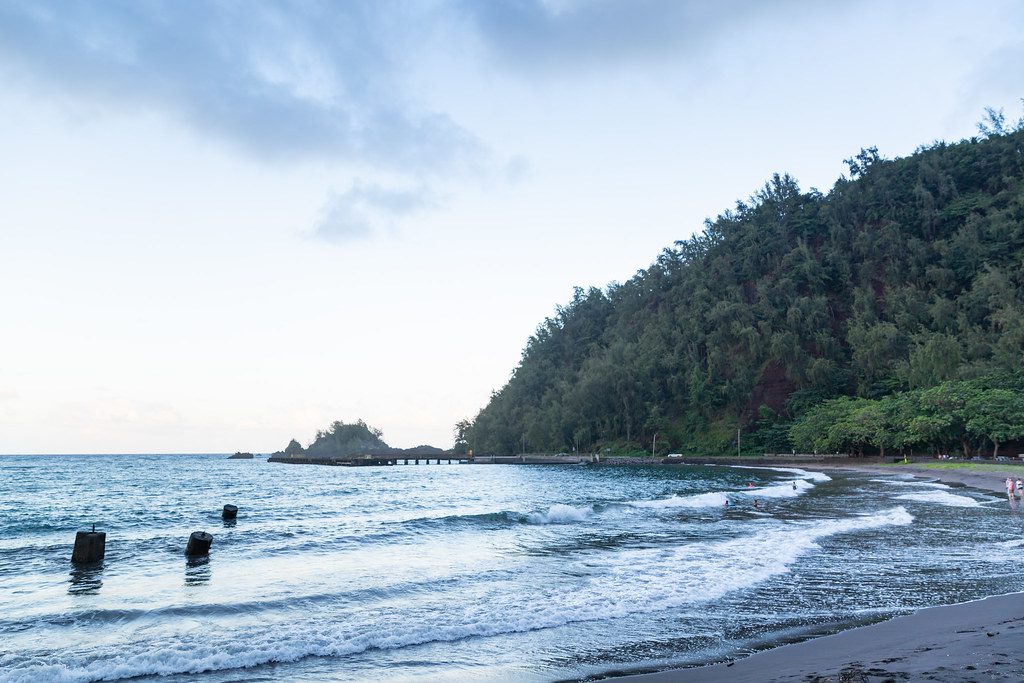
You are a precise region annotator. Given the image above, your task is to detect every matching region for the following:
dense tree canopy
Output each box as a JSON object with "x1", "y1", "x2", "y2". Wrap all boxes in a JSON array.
[
  {"x1": 788, "y1": 374, "x2": 1024, "y2": 458},
  {"x1": 465, "y1": 122, "x2": 1024, "y2": 456}
]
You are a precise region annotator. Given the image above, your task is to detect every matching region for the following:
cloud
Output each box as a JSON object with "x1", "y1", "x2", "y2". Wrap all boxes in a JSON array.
[
  {"x1": 503, "y1": 154, "x2": 532, "y2": 184},
  {"x1": 0, "y1": 1, "x2": 480, "y2": 171},
  {"x1": 453, "y1": 0, "x2": 795, "y2": 75},
  {"x1": 313, "y1": 181, "x2": 439, "y2": 241}
]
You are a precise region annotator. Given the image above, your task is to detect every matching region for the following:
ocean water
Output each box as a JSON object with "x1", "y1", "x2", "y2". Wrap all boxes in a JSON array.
[{"x1": 2, "y1": 456, "x2": 1023, "y2": 683}]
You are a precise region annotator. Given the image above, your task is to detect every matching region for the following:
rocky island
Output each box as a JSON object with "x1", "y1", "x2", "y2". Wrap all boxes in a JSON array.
[{"x1": 268, "y1": 419, "x2": 446, "y2": 466}]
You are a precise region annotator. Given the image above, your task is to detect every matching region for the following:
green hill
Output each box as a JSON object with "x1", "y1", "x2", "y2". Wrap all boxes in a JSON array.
[{"x1": 464, "y1": 120, "x2": 1024, "y2": 457}]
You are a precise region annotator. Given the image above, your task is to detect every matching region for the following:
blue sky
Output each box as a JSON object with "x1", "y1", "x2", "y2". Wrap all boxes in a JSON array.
[{"x1": 1, "y1": 0, "x2": 1022, "y2": 453}]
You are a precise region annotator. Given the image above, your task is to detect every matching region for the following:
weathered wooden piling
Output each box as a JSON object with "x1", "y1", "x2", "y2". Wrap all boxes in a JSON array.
[
  {"x1": 71, "y1": 525, "x2": 106, "y2": 563},
  {"x1": 222, "y1": 504, "x2": 238, "y2": 520},
  {"x1": 185, "y1": 531, "x2": 213, "y2": 556}
]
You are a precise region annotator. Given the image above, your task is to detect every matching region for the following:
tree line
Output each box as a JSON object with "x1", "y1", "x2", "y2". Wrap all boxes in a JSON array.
[{"x1": 787, "y1": 373, "x2": 1024, "y2": 458}]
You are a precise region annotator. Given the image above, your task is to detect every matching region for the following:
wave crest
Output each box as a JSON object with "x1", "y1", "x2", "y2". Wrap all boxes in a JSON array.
[
  {"x1": 524, "y1": 504, "x2": 593, "y2": 524},
  {"x1": 628, "y1": 492, "x2": 729, "y2": 509}
]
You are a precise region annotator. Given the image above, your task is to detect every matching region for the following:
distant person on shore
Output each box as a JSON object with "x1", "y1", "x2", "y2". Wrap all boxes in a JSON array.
[
  {"x1": 1006, "y1": 478, "x2": 1015, "y2": 496},
  {"x1": 1016, "y1": 479, "x2": 1022, "y2": 497}
]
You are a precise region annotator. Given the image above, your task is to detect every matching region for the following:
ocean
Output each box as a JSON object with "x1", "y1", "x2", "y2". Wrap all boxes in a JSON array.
[{"x1": 1, "y1": 455, "x2": 1022, "y2": 682}]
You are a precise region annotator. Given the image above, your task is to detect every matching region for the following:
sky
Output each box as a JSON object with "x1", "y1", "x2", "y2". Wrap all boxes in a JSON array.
[{"x1": 1, "y1": 0, "x2": 1023, "y2": 454}]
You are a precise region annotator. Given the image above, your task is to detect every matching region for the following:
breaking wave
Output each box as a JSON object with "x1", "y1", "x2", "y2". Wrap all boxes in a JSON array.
[
  {"x1": 731, "y1": 465, "x2": 832, "y2": 483},
  {"x1": 628, "y1": 492, "x2": 730, "y2": 509},
  {"x1": 524, "y1": 504, "x2": 594, "y2": 524}
]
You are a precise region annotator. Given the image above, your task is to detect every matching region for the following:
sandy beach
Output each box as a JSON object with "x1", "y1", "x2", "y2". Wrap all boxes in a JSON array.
[
  {"x1": 608, "y1": 461, "x2": 1024, "y2": 683},
  {"x1": 613, "y1": 592, "x2": 1024, "y2": 682}
]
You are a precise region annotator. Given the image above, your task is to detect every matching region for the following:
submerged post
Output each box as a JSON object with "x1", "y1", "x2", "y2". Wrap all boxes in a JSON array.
[
  {"x1": 71, "y1": 526, "x2": 106, "y2": 563},
  {"x1": 185, "y1": 531, "x2": 213, "y2": 556},
  {"x1": 222, "y1": 504, "x2": 238, "y2": 520}
]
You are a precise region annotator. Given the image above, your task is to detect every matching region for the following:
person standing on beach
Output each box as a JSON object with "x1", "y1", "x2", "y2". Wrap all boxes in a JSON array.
[
  {"x1": 1016, "y1": 479, "x2": 1022, "y2": 497},
  {"x1": 1007, "y1": 478, "x2": 1015, "y2": 496}
]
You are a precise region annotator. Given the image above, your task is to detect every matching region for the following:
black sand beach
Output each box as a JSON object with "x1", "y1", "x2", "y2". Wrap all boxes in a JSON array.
[
  {"x1": 825, "y1": 462, "x2": 1017, "y2": 495},
  {"x1": 613, "y1": 593, "x2": 1024, "y2": 682},
  {"x1": 610, "y1": 462, "x2": 1024, "y2": 683}
]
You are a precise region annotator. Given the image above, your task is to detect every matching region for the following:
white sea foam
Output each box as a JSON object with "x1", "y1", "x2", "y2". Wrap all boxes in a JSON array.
[
  {"x1": 1, "y1": 507, "x2": 914, "y2": 683},
  {"x1": 895, "y1": 490, "x2": 983, "y2": 508},
  {"x1": 632, "y1": 468, "x2": 822, "y2": 509},
  {"x1": 743, "y1": 479, "x2": 815, "y2": 499},
  {"x1": 870, "y1": 479, "x2": 950, "y2": 489},
  {"x1": 972, "y1": 538, "x2": 1024, "y2": 563},
  {"x1": 628, "y1": 492, "x2": 730, "y2": 509},
  {"x1": 525, "y1": 503, "x2": 593, "y2": 524},
  {"x1": 731, "y1": 465, "x2": 832, "y2": 483}
]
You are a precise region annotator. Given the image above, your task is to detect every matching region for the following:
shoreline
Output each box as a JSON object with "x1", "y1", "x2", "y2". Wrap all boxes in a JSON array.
[
  {"x1": 608, "y1": 592, "x2": 1024, "y2": 682},
  {"x1": 600, "y1": 460, "x2": 1024, "y2": 682},
  {"x1": 692, "y1": 457, "x2": 1023, "y2": 494}
]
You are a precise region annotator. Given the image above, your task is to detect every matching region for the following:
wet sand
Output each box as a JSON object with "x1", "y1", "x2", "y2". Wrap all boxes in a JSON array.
[
  {"x1": 612, "y1": 593, "x2": 1024, "y2": 682},
  {"x1": 822, "y1": 462, "x2": 1021, "y2": 495},
  {"x1": 608, "y1": 461, "x2": 1024, "y2": 682}
]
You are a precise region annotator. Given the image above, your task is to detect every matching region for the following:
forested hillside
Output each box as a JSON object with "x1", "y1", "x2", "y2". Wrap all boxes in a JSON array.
[{"x1": 464, "y1": 118, "x2": 1024, "y2": 457}]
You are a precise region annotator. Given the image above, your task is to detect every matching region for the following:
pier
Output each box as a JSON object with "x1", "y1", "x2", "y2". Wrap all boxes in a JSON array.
[{"x1": 267, "y1": 453, "x2": 589, "y2": 466}]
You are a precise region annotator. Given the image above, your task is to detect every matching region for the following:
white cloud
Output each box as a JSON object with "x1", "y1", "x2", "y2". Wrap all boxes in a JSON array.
[{"x1": 313, "y1": 181, "x2": 440, "y2": 241}]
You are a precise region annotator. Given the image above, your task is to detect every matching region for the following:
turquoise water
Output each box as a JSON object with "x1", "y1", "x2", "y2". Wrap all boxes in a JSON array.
[{"x1": 1, "y1": 456, "x2": 1022, "y2": 682}]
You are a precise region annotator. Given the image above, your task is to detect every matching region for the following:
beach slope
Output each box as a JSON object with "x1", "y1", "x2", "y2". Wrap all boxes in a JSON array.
[{"x1": 614, "y1": 593, "x2": 1024, "y2": 682}]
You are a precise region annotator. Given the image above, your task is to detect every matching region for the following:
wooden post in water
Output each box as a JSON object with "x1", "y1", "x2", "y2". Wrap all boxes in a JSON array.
[
  {"x1": 185, "y1": 531, "x2": 213, "y2": 556},
  {"x1": 71, "y1": 525, "x2": 106, "y2": 563},
  {"x1": 222, "y1": 504, "x2": 238, "y2": 520}
]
